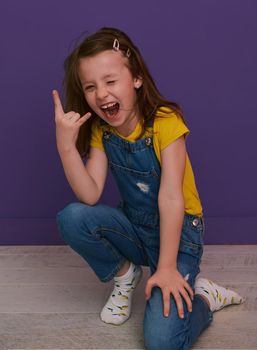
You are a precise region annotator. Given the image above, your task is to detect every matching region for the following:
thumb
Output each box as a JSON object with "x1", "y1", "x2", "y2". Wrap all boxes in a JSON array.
[{"x1": 78, "y1": 112, "x2": 92, "y2": 124}]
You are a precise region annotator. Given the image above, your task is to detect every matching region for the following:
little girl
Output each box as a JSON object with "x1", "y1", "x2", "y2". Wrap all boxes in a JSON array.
[{"x1": 54, "y1": 27, "x2": 244, "y2": 349}]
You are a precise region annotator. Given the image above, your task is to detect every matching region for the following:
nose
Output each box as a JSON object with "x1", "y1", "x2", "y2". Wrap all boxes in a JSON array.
[{"x1": 96, "y1": 85, "x2": 108, "y2": 101}]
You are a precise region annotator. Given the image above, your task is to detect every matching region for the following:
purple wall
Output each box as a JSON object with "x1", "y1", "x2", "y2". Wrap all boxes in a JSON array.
[{"x1": 0, "y1": 0, "x2": 256, "y2": 245}]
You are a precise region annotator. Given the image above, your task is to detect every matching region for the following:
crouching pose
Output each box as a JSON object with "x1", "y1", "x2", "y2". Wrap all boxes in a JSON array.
[{"x1": 54, "y1": 27, "x2": 244, "y2": 350}]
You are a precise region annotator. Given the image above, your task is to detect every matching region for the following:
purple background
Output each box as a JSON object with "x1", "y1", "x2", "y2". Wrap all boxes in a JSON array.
[{"x1": 0, "y1": 0, "x2": 256, "y2": 245}]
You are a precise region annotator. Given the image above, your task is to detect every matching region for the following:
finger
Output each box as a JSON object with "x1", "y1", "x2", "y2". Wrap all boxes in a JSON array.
[
  {"x1": 173, "y1": 292, "x2": 184, "y2": 319},
  {"x1": 184, "y1": 282, "x2": 194, "y2": 301},
  {"x1": 52, "y1": 90, "x2": 64, "y2": 116},
  {"x1": 69, "y1": 112, "x2": 81, "y2": 121},
  {"x1": 162, "y1": 289, "x2": 171, "y2": 317},
  {"x1": 145, "y1": 282, "x2": 152, "y2": 300},
  {"x1": 63, "y1": 111, "x2": 77, "y2": 119},
  {"x1": 179, "y1": 288, "x2": 193, "y2": 313}
]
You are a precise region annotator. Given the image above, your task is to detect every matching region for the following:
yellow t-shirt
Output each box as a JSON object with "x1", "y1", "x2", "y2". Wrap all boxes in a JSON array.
[{"x1": 90, "y1": 107, "x2": 203, "y2": 216}]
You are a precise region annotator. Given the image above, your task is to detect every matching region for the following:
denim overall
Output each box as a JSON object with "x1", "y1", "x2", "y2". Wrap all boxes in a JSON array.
[{"x1": 56, "y1": 118, "x2": 213, "y2": 350}]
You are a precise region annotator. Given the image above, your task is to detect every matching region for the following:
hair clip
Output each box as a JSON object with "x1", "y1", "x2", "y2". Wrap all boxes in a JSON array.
[
  {"x1": 113, "y1": 38, "x2": 131, "y2": 58},
  {"x1": 113, "y1": 38, "x2": 120, "y2": 51}
]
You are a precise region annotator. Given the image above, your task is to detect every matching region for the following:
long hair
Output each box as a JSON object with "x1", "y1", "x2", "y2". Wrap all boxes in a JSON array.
[{"x1": 63, "y1": 27, "x2": 186, "y2": 158}]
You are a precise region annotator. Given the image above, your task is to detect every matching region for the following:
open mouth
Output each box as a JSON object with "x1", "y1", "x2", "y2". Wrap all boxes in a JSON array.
[{"x1": 101, "y1": 102, "x2": 120, "y2": 119}]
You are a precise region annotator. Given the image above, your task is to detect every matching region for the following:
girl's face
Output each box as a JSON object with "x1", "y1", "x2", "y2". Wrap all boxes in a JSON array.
[{"x1": 78, "y1": 50, "x2": 142, "y2": 136}]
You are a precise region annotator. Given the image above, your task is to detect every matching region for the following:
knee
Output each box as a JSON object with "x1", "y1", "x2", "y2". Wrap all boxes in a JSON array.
[
  {"x1": 56, "y1": 202, "x2": 86, "y2": 224},
  {"x1": 144, "y1": 331, "x2": 187, "y2": 350},
  {"x1": 144, "y1": 313, "x2": 188, "y2": 350},
  {"x1": 144, "y1": 287, "x2": 190, "y2": 350},
  {"x1": 56, "y1": 202, "x2": 90, "y2": 243}
]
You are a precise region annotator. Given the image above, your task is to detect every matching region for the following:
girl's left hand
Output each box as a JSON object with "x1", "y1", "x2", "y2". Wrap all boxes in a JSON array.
[{"x1": 144, "y1": 267, "x2": 194, "y2": 319}]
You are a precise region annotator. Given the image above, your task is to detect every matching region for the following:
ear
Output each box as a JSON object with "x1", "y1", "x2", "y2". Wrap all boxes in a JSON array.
[{"x1": 134, "y1": 76, "x2": 143, "y2": 89}]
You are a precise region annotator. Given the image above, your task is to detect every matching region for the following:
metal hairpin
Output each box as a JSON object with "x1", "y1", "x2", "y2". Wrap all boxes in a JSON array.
[
  {"x1": 112, "y1": 38, "x2": 131, "y2": 58},
  {"x1": 113, "y1": 38, "x2": 120, "y2": 51}
]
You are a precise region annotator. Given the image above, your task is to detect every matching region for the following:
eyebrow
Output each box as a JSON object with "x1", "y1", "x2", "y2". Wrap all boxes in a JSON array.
[{"x1": 81, "y1": 73, "x2": 118, "y2": 85}]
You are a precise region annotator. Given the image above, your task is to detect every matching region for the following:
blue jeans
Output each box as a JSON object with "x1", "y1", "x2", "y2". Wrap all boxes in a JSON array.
[{"x1": 56, "y1": 202, "x2": 213, "y2": 350}]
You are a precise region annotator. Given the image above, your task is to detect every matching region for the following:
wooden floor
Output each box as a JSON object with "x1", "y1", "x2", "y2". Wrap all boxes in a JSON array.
[{"x1": 0, "y1": 245, "x2": 256, "y2": 350}]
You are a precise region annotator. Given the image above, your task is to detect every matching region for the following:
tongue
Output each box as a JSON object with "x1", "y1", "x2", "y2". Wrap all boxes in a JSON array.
[{"x1": 104, "y1": 103, "x2": 119, "y2": 119}]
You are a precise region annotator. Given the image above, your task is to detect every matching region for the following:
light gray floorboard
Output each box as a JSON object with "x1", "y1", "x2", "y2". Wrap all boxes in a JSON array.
[{"x1": 0, "y1": 245, "x2": 256, "y2": 350}]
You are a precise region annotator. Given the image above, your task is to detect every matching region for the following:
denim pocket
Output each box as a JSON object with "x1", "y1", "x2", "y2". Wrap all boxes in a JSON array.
[
  {"x1": 110, "y1": 161, "x2": 158, "y2": 178},
  {"x1": 179, "y1": 214, "x2": 204, "y2": 257}
]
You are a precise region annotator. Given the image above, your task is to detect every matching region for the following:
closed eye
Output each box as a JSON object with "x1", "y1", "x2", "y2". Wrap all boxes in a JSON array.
[
  {"x1": 84, "y1": 85, "x2": 94, "y2": 91},
  {"x1": 84, "y1": 80, "x2": 116, "y2": 91}
]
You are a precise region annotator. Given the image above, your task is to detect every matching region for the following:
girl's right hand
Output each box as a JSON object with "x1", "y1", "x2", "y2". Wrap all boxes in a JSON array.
[{"x1": 52, "y1": 90, "x2": 92, "y2": 153}]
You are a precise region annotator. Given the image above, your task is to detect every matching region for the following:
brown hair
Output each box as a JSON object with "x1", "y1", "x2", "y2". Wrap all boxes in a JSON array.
[{"x1": 63, "y1": 27, "x2": 186, "y2": 158}]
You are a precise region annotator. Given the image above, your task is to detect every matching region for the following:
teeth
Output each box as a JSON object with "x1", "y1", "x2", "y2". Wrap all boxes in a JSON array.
[{"x1": 101, "y1": 102, "x2": 117, "y2": 109}]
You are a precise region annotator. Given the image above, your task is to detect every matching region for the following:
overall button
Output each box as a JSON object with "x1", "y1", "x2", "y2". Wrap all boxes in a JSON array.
[
  {"x1": 192, "y1": 218, "x2": 199, "y2": 226},
  {"x1": 145, "y1": 137, "x2": 152, "y2": 146},
  {"x1": 103, "y1": 131, "x2": 110, "y2": 139}
]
